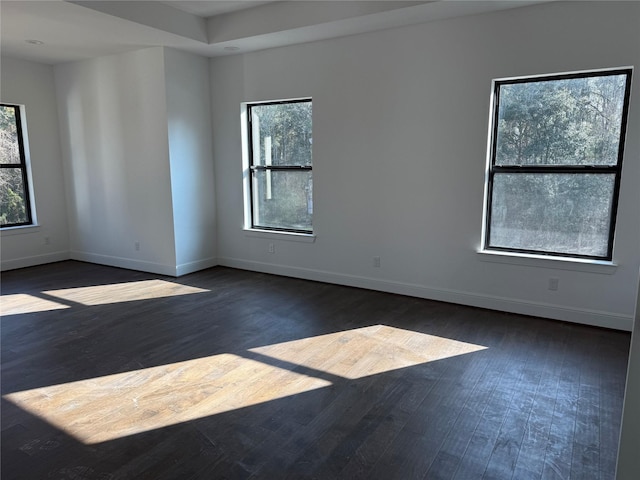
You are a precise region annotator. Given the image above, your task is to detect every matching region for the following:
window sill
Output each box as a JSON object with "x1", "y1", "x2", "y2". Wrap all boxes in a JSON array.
[
  {"x1": 477, "y1": 249, "x2": 617, "y2": 274},
  {"x1": 243, "y1": 228, "x2": 316, "y2": 243},
  {"x1": 1, "y1": 224, "x2": 40, "y2": 236}
]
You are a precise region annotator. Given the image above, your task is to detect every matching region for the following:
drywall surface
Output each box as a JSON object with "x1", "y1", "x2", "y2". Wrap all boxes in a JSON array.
[
  {"x1": 211, "y1": 1, "x2": 640, "y2": 330},
  {"x1": 1, "y1": 56, "x2": 70, "y2": 269},
  {"x1": 163, "y1": 48, "x2": 217, "y2": 275},
  {"x1": 54, "y1": 47, "x2": 177, "y2": 275},
  {"x1": 616, "y1": 275, "x2": 640, "y2": 479}
]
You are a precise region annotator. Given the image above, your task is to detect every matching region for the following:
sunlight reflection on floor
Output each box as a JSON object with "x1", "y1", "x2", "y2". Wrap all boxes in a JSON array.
[
  {"x1": 251, "y1": 324, "x2": 488, "y2": 380},
  {"x1": 44, "y1": 279, "x2": 209, "y2": 306},
  {"x1": 4, "y1": 325, "x2": 486, "y2": 444},
  {"x1": 1, "y1": 293, "x2": 70, "y2": 315}
]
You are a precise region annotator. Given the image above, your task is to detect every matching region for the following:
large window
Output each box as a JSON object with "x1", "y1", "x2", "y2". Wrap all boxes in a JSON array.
[
  {"x1": 483, "y1": 69, "x2": 632, "y2": 261},
  {"x1": 246, "y1": 99, "x2": 313, "y2": 233},
  {"x1": 1, "y1": 104, "x2": 34, "y2": 228}
]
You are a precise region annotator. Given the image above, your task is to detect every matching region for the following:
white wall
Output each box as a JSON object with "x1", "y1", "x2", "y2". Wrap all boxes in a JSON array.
[
  {"x1": 164, "y1": 48, "x2": 217, "y2": 275},
  {"x1": 52, "y1": 47, "x2": 218, "y2": 276},
  {"x1": 54, "y1": 47, "x2": 178, "y2": 275},
  {"x1": 211, "y1": 1, "x2": 640, "y2": 330},
  {"x1": 617, "y1": 274, "x2": 640, "y2": 479},
  {"x1": 1, "y1": 56, "x2": 70, "y2": 269}
]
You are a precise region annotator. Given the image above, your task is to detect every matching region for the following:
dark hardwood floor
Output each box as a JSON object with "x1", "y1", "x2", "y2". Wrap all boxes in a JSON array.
[{"x1": 0, "y1": 261, "x2": 630, "y2": 479}]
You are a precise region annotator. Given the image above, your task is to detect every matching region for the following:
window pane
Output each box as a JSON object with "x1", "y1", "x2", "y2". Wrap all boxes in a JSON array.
[
  {"x1": 495, "y1": 74, "x2": 627, "y2": 166},
  {"x1": 489, "y1": 173, "x2": 615, "y2": 257},
  {"x1": 0, "y1": 105, "x2": 21, "y2": 165},
  {"x1": 251, "y1": 102, "x2": 312, "y2": 166},
  {"x1": 253, "y1": 170, "x2": 312, "y2": 231},
  {"x1": 0, "y1": 168, "x2": 30, "y2": 226}
]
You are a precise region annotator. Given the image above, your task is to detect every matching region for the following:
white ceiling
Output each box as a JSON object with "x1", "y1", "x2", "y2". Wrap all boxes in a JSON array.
[
  {"x1": 162, "y1": 1, "x2": 275, "y2": 17},
  {"x1": 1, "y1": 1, "x2": 549, "y2": 65}
]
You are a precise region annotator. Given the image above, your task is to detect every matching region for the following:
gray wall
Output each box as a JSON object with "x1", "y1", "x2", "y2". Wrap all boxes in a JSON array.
[
  {"x1": 164, "y1": 48, "x2": 217, "y2": 275},
  {"x1": 617, "y1": 275, "x2": 640, "y2": 479},
  {"x1": 210, "y1": 1, "x2": 640, "y2": 330},
  {"x1": 54, "y1": 47, "x2": 177, "y2": 274},
  {"x1": 52, "y1": 47, "x2": 216, "y2": 276},
  {"x1": 0, "y1": 57, "x2": 70, "y2": 269}
]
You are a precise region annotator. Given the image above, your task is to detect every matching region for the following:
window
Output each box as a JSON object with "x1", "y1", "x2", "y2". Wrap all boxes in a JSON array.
[
  {"x1": 246, "y1": 99, "x2": 313, "y2": 233},
  {"x1": 483, "y1": 69, "x2": 632, "y2": 261},
  {"x1": 1, "y1": 104, "x2": 34, "y2": 228}
]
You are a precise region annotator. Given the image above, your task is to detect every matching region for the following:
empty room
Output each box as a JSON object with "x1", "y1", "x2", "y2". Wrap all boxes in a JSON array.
[{"x1": 1, "y1": 1, "x2": 639, "y2": 479}]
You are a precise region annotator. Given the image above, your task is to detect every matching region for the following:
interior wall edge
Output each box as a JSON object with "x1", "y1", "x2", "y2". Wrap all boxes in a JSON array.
[{"x1": 175, "y1": 257, "x2": 219, "y2": 277}]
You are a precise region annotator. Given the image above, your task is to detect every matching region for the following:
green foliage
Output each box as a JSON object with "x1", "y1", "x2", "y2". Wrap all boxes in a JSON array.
[
  {"x1": 0, "y1": 105, "x2": 29, "y2": 226},
  {"x1": 0, "y1": 179, "x2": 28, "y2": 226},
  {"x1": 253, "y1": 101, "x2": 312, "y2": 166},
  {"x1": 496, "y1": 74, "x2": 626, "y2": 166},
  {"x1": 490, "y1": 173, "x2": 614, "y2": 256},
  {"x1": 490, "y1": 73, "x2": 628, "y2": 257},
  {"x1": 1, "y1": 105, "x2": 21, "y2": 165}
]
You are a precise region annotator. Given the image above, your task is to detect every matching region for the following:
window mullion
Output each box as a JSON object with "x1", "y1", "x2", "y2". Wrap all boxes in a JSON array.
[
  {"x1": 492, "y1": 165, "x2": 618, "y2": 174},
  {"x1": 250, "y1": 165, "x2": 312, "y2": 171}
]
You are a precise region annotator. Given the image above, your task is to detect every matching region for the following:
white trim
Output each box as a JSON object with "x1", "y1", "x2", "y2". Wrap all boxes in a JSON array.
[
  {"x1": 1, "y1": 250, "x2": 70, "y2": 271},
  {"x1": 217, "y1": 256, "x2": 633, "y2": 331},
  {"x1": 240, "y1": 103, "x2": 252, "y2": 230},
  {"x1": 70, "y1": 251, "x2": 177, "y2": 277},
  {"x1": 175, "y1": 257, "x2": 218, "y2": 277},
  {"x1": 1, "y1": 251, "x2": 218, "y2": 276},
  {"x1": 1, "y1": 224, "x2": 41, "y2": 236},
  {"x1": 243, "y1": 228, "x2": 316, "y2": 242},
  {"x1": 19, "y1": 104, "x2": 38, "y2": 227},
  {"x1": 477, "y1": 249, "x2": 617, "y2": 274}
]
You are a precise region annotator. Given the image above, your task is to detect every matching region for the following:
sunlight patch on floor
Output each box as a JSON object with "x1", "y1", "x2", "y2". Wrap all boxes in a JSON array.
[
  {"x1": 4, "y1": 325, "x2": 486, "y2": 444},
  {"x1": 251, "y1": 324, "x2": 488, "y2": 379},
  {"x1": 4, "y1": 353, "x2": 331, "y2": 444},
  {"x1": 0, "y1": 293, "x2": 70, "y2": 316},
  {"x1": 43, "y1": 279, "x2": 209, "y2": 306}
]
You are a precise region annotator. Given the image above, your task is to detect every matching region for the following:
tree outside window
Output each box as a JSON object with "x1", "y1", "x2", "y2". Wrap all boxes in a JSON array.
[
  {"x1": 247, "y1": 100, "x2": 313, "y2": 233},
  {"x1": 1, "y1": 104, "x2": 34, "y2": 228},
  {"x1": 484, "y1": 69, "x2": 632, "y2": 260}
]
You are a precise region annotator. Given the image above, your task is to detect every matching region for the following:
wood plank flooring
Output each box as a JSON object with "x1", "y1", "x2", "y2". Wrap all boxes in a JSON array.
[{"x1": 0, "y1": 261, "x2": 630, "y2": 479}]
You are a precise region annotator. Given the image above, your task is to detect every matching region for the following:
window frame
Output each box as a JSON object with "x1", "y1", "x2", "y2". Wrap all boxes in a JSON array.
[
  {"x1": 246, "y1": 98, "x2": 313, "y2": 235},
  {"x1": 1, "y1": 103, "x2": 35, "y2": 228},
  {"x1": 482, "y1": 68, "x2": 633, "y2": 262}
]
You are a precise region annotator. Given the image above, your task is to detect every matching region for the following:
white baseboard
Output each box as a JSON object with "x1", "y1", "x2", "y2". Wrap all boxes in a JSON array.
[
  {"x1": 1, "y1": 251, "x2": 71, "y2": 271},
  {"x1": 70, "y1": 251, "x2": 177, "y2": 277},
  {"x1": 5, "y1": 251, "x2": 630, "y2": 331},
  {"x1": 218, "y1": 257, "x2": 633, "y2": 331},
  {"x1": 69, "y1": 251, "x2": 218, "y2": 277},
  {"x1": 176, "y1": 257, "x2": 218, "y2": 277}
]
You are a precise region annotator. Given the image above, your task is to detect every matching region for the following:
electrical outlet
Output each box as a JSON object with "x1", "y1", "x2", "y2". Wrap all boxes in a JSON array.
[
  {"x1": 548, "y1": 277, "x2": 559, "y2": 291},
  {"x1": 135, "y1": 241, "x2": 140, "y2": 251},
  {"x1": 44, "y1": 236, "x2": 50, "y2": 245},
  {"x1": 373, "y1": 256, "x2": 381, "y2": 268},
  {"x1": 268, "y1": 243, "x2": 275, "y2": 254}
]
